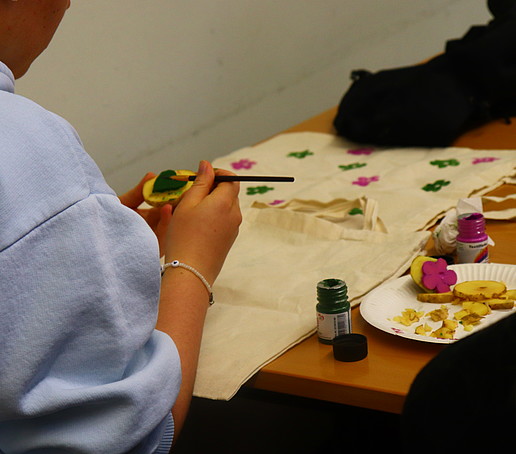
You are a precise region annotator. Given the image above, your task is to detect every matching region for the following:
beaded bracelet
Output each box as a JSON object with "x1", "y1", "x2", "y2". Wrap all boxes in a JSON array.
[{"x1": 161, "y1": 260, "x2": 214, "y2": 305}]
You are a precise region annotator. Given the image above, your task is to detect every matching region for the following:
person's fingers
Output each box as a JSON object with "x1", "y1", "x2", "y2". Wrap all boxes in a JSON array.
[
  {"x1": 119, "y1": 172, "x2": 156, "y2": 209},
  {"x1": 155, "y1": 204, "x2": 173, "y2": 256},
  {"x1": 179, "y1": 160, "x2": 215, "y2": 206},
  {"x1": 211, "y1": 167, "x2": 240, "y2": 199}
]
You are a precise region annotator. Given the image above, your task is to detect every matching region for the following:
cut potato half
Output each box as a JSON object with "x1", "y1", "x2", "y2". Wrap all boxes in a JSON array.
[
  {"x1": 143, "y1": 169, "x2": 195, "y2": 207},
  {"x1": 410, "y1": 256, "x2": 437, "y2": 292}
]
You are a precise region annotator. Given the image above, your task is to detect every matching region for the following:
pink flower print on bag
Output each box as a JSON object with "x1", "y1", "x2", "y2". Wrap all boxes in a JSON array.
[
  {"x1": 472, "y1": 157, "x2": 500, "y2": 165},
  {"x1": 347, "y1": 147, "x2": 374, "y2": 155},
  {"x1": 352, "y1": 176, "x2": 379, "y2": 187},
  {"x1": 231, "y1": 159, "x2": 257, "y2": 170}
]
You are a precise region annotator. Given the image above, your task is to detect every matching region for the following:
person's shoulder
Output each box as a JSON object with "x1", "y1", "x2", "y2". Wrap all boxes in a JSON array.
[
  {"x1": 0, "y1": 88, "x2": 81, "y2": 148},
  {"x1": 0, "y1": 94, "x2": 115, "y2": 251}
]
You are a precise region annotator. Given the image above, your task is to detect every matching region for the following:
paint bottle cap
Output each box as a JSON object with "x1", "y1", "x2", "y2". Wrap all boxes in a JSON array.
[{"x1": 332, "y1": 334, "x2": 368, "y2": 362}]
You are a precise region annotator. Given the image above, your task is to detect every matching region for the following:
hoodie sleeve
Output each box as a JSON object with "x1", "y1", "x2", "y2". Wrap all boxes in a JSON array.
[{"x1": 0, "y1": 193, "x2": 181, "y2": 454}]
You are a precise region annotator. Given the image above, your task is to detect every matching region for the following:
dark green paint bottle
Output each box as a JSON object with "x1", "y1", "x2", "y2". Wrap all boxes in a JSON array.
[{"x1": 316, "y1": 278, "x2": 351, "y2": 344}]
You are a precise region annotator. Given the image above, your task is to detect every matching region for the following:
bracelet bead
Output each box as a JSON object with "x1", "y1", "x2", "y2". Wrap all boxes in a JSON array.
[{"x1": 161, "y1": 260, "x2": 214, "y2": 305}]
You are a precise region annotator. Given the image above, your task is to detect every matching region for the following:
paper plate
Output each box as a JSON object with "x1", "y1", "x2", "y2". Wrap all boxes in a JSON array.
[{"x1": 360, "y1": 263, "x2": 516, "y2": 344}]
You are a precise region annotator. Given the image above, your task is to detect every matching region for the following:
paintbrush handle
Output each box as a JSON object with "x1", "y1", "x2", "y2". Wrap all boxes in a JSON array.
[{"x1": 171, "y1": 175, "x2": 295, "y2": 182}]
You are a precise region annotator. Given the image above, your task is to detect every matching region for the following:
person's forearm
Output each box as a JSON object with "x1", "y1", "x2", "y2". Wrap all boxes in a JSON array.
[
  {"x1": 153, "y1": 160, "x2": 241, "y2": 443},
  {"x1": 155, "y1": 267, "x2": 211, "y2": 440}
]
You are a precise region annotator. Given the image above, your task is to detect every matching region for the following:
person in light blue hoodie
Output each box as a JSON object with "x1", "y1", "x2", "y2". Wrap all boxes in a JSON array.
[{"x1": 0, "y1": 1, "x2": 242, "y2": 453}]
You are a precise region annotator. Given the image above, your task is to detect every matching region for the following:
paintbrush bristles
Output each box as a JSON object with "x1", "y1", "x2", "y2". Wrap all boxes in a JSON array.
[{"x1": 169, "y1": 175, "x2": 195, "y2": 181}]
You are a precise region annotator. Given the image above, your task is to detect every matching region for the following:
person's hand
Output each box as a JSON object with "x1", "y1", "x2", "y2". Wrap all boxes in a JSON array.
[
  {"x1": 164, "y1": 160, "x2": 242, "y2": 285},
  {"x1": 118, "y1": 173, "x2": 173, "y2": 256}
]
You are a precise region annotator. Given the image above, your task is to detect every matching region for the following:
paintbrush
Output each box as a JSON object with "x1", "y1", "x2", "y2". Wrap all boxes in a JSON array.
[{"x1": 170, "y1": 175, "x2": 295, "y2": 183}]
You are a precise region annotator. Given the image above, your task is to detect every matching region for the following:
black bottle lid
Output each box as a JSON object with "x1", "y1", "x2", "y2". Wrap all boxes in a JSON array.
[{"x1": 332, "y1": 333, "x2": 368, "y2": 362}]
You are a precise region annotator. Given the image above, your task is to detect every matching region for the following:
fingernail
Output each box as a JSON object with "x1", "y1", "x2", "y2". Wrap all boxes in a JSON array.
[{"x1": 198, "y1": 160, "x2": 208, "y2": 175}]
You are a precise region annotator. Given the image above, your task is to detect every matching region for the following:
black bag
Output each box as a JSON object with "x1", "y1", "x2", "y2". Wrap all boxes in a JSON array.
[{"x1": 333, "y1": 0, "x2": 516, "y2": 147}]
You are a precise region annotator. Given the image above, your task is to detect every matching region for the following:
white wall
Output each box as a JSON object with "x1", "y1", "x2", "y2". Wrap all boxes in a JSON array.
[{"x1": 16, "y1": 0, "x2": 491, "y2": 193}]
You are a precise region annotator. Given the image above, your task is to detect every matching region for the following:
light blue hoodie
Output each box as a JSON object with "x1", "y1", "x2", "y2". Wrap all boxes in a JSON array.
[{"x1": 0, "y1": 62, "x2": 180, "y2": 453}]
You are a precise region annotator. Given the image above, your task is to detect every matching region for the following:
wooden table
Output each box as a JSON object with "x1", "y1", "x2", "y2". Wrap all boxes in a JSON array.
[{"x1": 248, "y1": 107, "x2": 516, "y2": 414}]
